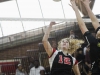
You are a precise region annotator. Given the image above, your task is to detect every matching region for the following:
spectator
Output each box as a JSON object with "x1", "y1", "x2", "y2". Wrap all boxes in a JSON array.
[
  {"x1": 29, "y1": 57, "x2": 34, "y2": 70},
  {"x1": 69, "y1": 30, "x2": 78, "y2": 39},
  {"x1": 29, "y1": 60, "x2": 45, "y2": 75},
  {"x1": 15, "y1": 64, "x2": 27, "y2": 75}
]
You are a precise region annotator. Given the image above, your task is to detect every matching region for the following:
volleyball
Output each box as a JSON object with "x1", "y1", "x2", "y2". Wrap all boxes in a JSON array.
[{"x1": 53, "y1": 0, "x2": 61, "y2": 2}]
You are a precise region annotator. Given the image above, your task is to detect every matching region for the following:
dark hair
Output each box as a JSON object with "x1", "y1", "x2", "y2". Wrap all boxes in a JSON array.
[
  {"x1": 77, "y1": 48, "x2": 82, "y2": 52},
  {"x1": 34, "y1": 60, "x2": 39, "y2": 62}
]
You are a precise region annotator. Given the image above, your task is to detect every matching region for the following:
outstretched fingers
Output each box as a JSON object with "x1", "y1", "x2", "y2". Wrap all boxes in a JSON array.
[{"x1": 69, "y1": 0, "x2": 77, "y2": 10}]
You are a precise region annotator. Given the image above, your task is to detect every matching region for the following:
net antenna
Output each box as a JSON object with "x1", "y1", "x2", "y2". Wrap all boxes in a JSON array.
[
  {"x1": 60, "y1": 0, "x2": 66, "y2": 18},
  {"x1": 38, "y1": 0, "x2": 45, "y2": 25},
  {"x1": 15, "y1": 0, "x2": 26, "y2": 37},
  {"x1": 15, "y1": 0, "x2": 25, "y2": 31}
]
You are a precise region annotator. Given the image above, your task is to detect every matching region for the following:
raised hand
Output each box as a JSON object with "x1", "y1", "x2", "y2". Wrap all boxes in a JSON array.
[
  {"x1": 69, "y1": 0, "x2": 77, "y2": 10},
  {"x1": 49, "y1": 22, "x2": 56, "y2": 26},
  {"x1": 81, "y1": 0, "x2": 91, "y2": 6}
]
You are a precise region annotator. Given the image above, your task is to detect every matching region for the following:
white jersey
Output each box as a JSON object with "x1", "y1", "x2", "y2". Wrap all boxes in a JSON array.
[{"x1": 29, "y1": 66, "x2": 45, "y2": 75}]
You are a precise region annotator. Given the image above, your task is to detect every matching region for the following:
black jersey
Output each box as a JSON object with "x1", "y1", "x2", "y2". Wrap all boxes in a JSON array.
[
  {"x1": 49, "y1": 49, "x2": 77, "y2": 75},
  {"x1": 84, "y1": 31, "x2": 100, "y2": 74}
]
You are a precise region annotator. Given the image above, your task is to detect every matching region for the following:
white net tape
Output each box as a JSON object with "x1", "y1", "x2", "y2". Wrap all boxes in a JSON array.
[{"x1": 0, "y1": 17, "x2": 99, "y2": 22}]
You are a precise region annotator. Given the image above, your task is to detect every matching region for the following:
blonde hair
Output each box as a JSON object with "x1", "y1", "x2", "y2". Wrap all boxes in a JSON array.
[{"x1": 58, "y1": 38, "x2": 84, "y2": 54}]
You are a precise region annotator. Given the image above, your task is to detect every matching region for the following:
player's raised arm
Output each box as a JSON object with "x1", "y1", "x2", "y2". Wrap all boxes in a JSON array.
[
  {"x1": 42, "y1": 22, "x2": 56, "y2": 57},
  {"x1": 75, "y1": 0, "x2": 95, "y2": 16},
  {"x1": 81, "y1": 0, "x2": 100, "y2": 30},
  {"x1": 70, "y1": 0, "x2": 88, "y2": 35}
]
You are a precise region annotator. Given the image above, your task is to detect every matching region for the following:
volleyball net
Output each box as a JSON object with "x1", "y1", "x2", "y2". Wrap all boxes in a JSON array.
[{"x1": 0, "y1": 17, "x2": 99, "y2": 22}]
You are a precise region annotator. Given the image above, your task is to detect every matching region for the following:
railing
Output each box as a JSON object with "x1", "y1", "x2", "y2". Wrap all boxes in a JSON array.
[{"x1": 0, "y1": 22, "x2": 75, "y2": 50}]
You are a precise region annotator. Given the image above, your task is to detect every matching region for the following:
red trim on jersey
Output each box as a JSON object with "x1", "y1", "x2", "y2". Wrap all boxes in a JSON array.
[
  {"x1": 74, "y1": 60, "x2": 78, "y2": 65},
  {"x1": 49, "y1": 48, "x2": 56, "y2": 58}
]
